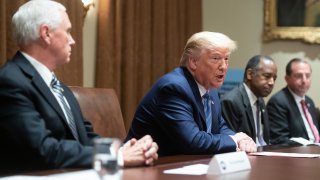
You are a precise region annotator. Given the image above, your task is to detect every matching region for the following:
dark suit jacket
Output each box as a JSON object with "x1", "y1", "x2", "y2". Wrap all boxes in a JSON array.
[
  {"x1": 0, "y1": 52, "x2": 100, "y2": 174},
  {"x1": 267, "y1": 87, "x2": 319, "y2": 145},
  {"x1": 125, "y1": 67, "x2": 236, "y2": 156},
  {"x1": 221, "y1": 84, "x2": 270, "y2": 145}
]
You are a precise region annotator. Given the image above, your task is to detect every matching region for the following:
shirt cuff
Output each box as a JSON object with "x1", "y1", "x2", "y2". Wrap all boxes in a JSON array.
[
  {"x1": 229, "y1": 135, "x2": 240, "y2": 151},
  {"x1": 117, "y1": 147, "x2": 124, "y2": 167}
]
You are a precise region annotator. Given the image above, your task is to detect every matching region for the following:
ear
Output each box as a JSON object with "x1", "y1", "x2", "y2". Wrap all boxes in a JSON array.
[
  {"x1": 188, "y1": 57, "x2": 198, "y2": 71},
  {"x1": 246, "y1": 69, "x2": 254, "y2": 80},
  {"x1": 284, "y1": 75, "x2": 289, "y2": 83},
  {"x1": 39, "y1": 24, "x2": 51, "y2": 44}
]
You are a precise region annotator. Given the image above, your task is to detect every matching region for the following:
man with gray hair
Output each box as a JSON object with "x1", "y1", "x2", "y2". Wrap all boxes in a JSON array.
[
  {"x1": 125, "y1": 31, "x2": 257, "y2": 156},
  {"x1": 221, "y1": 55, "x2": 277, "y2": 146},
  {"x1": 0, "y1": 0, "x2": 158, "y2": 174}
]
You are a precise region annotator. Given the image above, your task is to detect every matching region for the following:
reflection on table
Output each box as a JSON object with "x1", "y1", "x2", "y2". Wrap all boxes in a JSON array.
[{"x1": 6, "y1": 145, "x2": 320, "y2": 180}]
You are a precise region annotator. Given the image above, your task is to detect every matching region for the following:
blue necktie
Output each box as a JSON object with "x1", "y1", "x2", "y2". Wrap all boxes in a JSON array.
[
  {"x1": 51, "y1": 75, "x2": 79, "y2": 140},
  {"x1": 203, "y1": 93, "x2": 212, "y2": 133}
]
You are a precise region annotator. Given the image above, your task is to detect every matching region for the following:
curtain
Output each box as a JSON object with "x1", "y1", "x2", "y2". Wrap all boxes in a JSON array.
[
  {"x1": 0, "y1": 0, "x2": 83, "y2": 86},
  {"x1": 96, "y1": 0, "x2": 202, "y2": 130}
]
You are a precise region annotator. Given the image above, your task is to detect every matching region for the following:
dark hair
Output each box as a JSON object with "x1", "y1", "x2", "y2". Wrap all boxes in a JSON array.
[
  {"x1": 243, "y1": 55, "x2": 273, "y2": 81},
  {"x1": 285, "y1": 58, "x2": 307, "y2": 76}
]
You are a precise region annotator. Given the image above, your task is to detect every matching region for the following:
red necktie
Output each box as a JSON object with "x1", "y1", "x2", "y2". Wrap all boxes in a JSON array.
[{"x1": 300, "y1": 99, "x2": 319, "y2": 143}]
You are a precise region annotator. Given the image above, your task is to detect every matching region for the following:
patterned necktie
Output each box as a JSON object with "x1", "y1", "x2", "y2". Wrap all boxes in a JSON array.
[
  {"x1": 51, "y1": 75, "x2": 79, "y2": 140},
  {"x1": 203, "y1": 93, "x2": 212, "y2": 133},
  {"x1": 256, "y1": 99, "x2": 266, "y2": 146},
  {"x1": 300, "y1": 99, "x2": 319, "y2": 143}
]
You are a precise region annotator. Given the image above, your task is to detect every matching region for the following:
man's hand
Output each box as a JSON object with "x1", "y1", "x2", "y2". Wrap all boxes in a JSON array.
[
  {"x1": 122, "y1": 135, "x2": 158, "y2": 167},
  {"x1": 234, "y1": 132, "x2": 257, "y2": 153}
]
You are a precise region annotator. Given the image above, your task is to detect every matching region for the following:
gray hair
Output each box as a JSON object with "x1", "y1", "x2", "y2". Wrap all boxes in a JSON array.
[
  {"x1": 243, "y1": 55, "x2": 274, "y2": 81},
  {"x1": 11, "y1": 0, "x2": 66, "y2": 46},
  {"x1": 179, "y1": 31, "x2": 237, "y2": 66}
]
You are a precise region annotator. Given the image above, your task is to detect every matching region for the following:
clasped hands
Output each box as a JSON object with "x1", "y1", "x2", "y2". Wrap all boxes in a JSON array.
[
  {"x1": 122, "y1": 135, "x2": 159, "y2": 167},
  {"x1": 234, "y1": 132, "x2": 257, "y2": 153}
]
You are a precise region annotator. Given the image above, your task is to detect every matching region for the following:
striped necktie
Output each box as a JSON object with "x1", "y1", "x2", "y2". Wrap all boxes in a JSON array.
[
  {"x1": 51, "y1": 75, "x2": 79, "y2": 140},
  {"x1": 203, "y1": 93, "x2": 212, "y2": 133}
]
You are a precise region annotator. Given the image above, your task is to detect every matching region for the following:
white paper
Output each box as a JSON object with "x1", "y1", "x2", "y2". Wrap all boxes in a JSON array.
[
  {"x1": 0, "y1": 170, "x2": 100, "y2": 180},
  {"x1": 163, "y1": 164, "x2": 208, "y2": 175},
  {"x1": 0, "y1": 176, "x2": 48, "y2": 180},
  {"x1": 290, "y1": 137, "x2": 320, "y2": 146},
  {"x1": 48, "y1": 169, "x2": 100, "y2": 180},
  {"x1": 249, "y1": 151, "x2": 320, "y2": 158}
]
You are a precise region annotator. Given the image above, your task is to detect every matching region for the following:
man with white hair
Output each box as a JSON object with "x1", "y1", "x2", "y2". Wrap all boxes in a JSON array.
[{"x1": 0, "y1": 0, "x2": 158, "y2": 174}]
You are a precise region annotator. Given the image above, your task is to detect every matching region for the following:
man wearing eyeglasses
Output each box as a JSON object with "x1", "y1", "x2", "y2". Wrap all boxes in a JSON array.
[{"x1": 125, "y1": 31, "x2": 257, "y2": 156}]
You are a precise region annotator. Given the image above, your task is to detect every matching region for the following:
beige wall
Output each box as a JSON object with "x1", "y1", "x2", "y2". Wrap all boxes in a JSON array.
[
  {"x1": 83, "y1": 0, "x2": 320, "y2": 107},
  {"x1": 83, "y1": 0, "x2": 98, "y2": 87},
  {"x1": 203, "y1": 0, "x2": 320, "y2": 107}
]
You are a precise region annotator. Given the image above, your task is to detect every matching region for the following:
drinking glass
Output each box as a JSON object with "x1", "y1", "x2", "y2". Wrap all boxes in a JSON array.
[{"x1": 93, "y1": 138, "x2": 122, "y2": 179}]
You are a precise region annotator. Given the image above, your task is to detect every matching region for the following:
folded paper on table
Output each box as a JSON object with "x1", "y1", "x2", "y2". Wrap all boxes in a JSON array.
[
  {"x1": 290, "y1": 137, "x2": 320, "y2": 146},
  {"x1": 163, "y1": 164, "x2": 208, "y2": 175},
  {"x1": 207, "y1": 151, "x2": 251, "y2": 175}
]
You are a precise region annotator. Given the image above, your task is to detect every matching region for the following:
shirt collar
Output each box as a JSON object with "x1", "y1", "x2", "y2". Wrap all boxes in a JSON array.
[
  {"x1": 195, "y1": 81, "x2": 208, "y2": 97},
  {"x1": 287, "y1": 87, "x2": 305, "y2": 103},
  {"x1": 20, "y1": 51, "x2": 53, "y2": 87},
  {"x1": 243, "y1": 83, "x2": 258, "y2": 106}
]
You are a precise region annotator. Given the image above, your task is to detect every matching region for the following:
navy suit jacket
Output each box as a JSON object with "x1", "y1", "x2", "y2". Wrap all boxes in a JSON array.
[
  {"x1": 267, "y1": 87, "x2": 319, "y2": 145},
  {"x1": 125, "y1": 67, "x2": 236, "y2": 156},
  {"x1": 0, "y1": 52, "x2": 100, "y2": 174},
  {"x1": 221, "y1": 84, "x2": 270, "y2": 145}
]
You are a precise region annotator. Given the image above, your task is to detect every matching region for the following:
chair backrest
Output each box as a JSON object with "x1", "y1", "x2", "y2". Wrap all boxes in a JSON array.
[{"x1": 69, "y1": 86, "x2": 126, "y2": 140}]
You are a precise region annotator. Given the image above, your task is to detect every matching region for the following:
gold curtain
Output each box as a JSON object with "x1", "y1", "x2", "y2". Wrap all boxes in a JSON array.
[
  {"x1": 96, "y1": 0, "x2": 202, "y2": 130},
  {"x1": 0, "y1": 0, "x2": 83, "y2": 86}
]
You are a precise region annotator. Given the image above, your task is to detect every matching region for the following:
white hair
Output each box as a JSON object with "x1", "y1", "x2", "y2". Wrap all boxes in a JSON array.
[
  {"x1": 11, "y1": 0, "x2": 66, "y2": 46},
  {"x1": 180, "y1": 31, "x2": 237, "y2": 66}
]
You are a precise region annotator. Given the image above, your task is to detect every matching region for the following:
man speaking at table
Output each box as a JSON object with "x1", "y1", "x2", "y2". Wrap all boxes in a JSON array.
[{"x1": 125, "y1": 31, "x2": 257, "y2": 156}]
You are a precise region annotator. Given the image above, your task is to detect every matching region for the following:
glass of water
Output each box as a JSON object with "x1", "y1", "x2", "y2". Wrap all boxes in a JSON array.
[{"x1": 93, "y1": 138, "x2": 122, "y2": 179}]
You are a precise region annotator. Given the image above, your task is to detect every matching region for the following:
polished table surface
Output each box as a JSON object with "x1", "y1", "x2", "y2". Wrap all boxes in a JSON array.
[{"x1": 17, "y1": 146, "x2": 320, "y2": 180}]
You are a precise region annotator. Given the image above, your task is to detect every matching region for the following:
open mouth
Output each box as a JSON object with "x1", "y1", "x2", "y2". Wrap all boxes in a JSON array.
[{"x1": 217, "y1": 75, "x2": 224, "y2": 79}]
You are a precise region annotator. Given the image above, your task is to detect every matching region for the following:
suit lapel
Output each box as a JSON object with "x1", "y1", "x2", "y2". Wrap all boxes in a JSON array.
[
  {"x1": 181, "y1": 67, "x2": 207, "y2": 129},
  {"x1": 239, "y1": 85, "x2": 256, "y2": 137},
  {"x1": 284, "y1": 87, "x2": 308, "y2": 136},
  {"x1": 13, "y1": 52, "x2": 70, "y2": 127}
]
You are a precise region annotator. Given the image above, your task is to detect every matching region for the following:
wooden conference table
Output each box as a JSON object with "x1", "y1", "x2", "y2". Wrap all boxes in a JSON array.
[{"x1": 26, "y1": 145, "x2": 320, "y2": 180}]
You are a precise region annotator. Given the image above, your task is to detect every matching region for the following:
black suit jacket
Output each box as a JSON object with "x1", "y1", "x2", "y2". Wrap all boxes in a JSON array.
[
  {"x1": 0, "y1": 52, "x2": 100, "y2": 174},
  {"x1": 125, "y1": 67, "x2": 236, "y2": 156},
  {"x1": 267, "y1": 87, "x2": 319, "y2": 145},
  {"x1": 221, "y1": 84, "x2": 270, "y2": 144}
]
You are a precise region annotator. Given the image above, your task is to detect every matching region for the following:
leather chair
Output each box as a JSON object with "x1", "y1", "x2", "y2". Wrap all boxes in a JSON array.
[{"x1": 69, "y1": 86, "x2": 126, "y2": 140}]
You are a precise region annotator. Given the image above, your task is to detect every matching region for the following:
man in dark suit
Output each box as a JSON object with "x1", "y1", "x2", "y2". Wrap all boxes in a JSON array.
[
  {"x1": 221, "y1": 55, "x2": 277, "y2": 146},
  {"x1": 0, "y1": 0, "x2": 157, "y2": 174},
  {"x1": 125, "y1": 31, "x2": 257, "y2": 156},
  {"x1": 267, "y1": 58, "x2": 319, "y2": 145}
]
